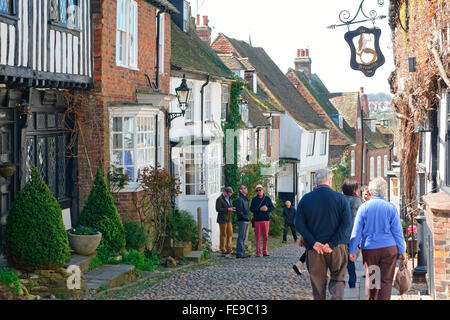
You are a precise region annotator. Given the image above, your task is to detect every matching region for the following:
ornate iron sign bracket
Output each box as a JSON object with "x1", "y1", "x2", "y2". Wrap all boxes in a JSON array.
[{"x1": 327, "y1": 0, "x2": 386, "y2": 30}]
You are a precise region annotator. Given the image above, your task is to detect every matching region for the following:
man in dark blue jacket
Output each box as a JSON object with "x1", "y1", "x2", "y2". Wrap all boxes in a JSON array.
[{"x1": 295, "y1": 168, "x2": 352, "y2": 300}]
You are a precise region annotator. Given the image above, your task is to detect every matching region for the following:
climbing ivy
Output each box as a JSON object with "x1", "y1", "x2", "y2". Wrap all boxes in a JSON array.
[
  {"x1": 331, "y1": 151, "x2": 350, "y2": 193},
  {"x1": 222, "y1": 76, "x2": 245, "y2": 199}
]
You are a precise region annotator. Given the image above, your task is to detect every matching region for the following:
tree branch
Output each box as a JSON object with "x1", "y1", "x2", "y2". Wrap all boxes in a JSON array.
[{"x1": 429, "y1": 36, "x2": 450, "y2": 88}]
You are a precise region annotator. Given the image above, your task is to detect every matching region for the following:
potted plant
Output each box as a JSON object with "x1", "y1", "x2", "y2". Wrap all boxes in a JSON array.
[
  {"x1": 68, "y1": 225, "x2": 102, "y2": 256},
  {"x1": 406, "y1": 224, "x2": 418, "y2": 258}
]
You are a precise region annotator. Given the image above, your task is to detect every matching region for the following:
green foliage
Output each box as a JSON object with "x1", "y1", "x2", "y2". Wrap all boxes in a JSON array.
[
  {"x1": 0, "y1": 268, "x2": 22, "y2": 294},
  {"x1": 4, "y1": 167, "x2": 70, "y2": 270},
  {"x1": 192, "y1": 227, "x2": 212, "y2": 252},
  {"x1": 107, "y1": 165, "x2": 130, "y2": 195},
  {"x1": 240, "y1": 163, "x2": 272, "y2": 200},
  {"x1": 201, "y1": 249, "x2": 210, "y2": 260},
  {"x1": 223, "y1": 78, "x2": 245, "y2": 197},
  {"x1": 124, "y1": 220, "x2": 148, "y2": 251},
  {"x1": 78, "y1": 168, "x2": 126, "y2": 260},
  {"x1": 88, "y1": 241, "x2": 113, "y2": 270},
  {"x1": 268, "y1": 200, "x2": 285, "y2": 237},
  {"x1": 69, "y1": 225, "x2": 99, "y2": 236},
  {"x1": 166, "y1": 209, "x2": 197, "y2": 243},
  {"x1": 137, "y1": 164, "x2": 181, "y2": 254},
  {"x1": 331, "y1": 151, "x2": 350, "y2": 192},
  {"x1": 122, "y1": 250, "x2": 160, "y2": 272}
]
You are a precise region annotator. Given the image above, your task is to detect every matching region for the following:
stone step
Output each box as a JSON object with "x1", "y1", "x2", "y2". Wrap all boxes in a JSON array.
[
  {"x1": 68, "y1": 252, "x2": 97, "y2": 274},
  {"x1": 84, "y1": 264, "x2": 135, "y2": 292},
  {"x1": 184, "y1": 251, "x2": 204, "y2": 263}
]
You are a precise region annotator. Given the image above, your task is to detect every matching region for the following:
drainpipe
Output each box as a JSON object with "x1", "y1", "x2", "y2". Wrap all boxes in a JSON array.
[
  {"x1": 200, "y1": 75, "x2": 210, "y2": 193},
  {"x1": 430, "y1": 107, "x2": 438, "y2": 193},
  {"x1": 155, "y1": 9, "x2": 164, "y2": 90}
]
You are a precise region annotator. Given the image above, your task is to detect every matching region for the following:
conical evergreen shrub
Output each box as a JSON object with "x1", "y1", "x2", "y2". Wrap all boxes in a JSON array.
[
  {"x1": 4, "y1": 167, "x2": 71, "y2": 271},
  {"x1": 77, "y1": 168, "x2": 125, "y2": 256}
]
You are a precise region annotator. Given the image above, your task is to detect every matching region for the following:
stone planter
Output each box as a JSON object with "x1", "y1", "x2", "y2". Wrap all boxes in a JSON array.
[
  {"x1": 68, "y1": 232, "x2": 102, "y2": 256},
  {"x1": 406, "y1": 239, "x2": 417, "y2": 258}
]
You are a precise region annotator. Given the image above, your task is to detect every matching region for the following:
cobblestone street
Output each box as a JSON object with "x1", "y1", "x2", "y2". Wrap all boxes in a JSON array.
[{"x1": 130, "y1": 242, "x2": 313, "y2": 300}]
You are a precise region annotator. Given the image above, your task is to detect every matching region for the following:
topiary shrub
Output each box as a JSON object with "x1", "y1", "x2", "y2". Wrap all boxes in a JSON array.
[
  {"x1": 77, "y1": 168, "x2": 125, "y2": 258},
  {"x1": 4, "y1": 167, "x2": 71, "y2": 271},
  {"x1": 124, "y1": 220, "x2": 148, "y2": 251}
]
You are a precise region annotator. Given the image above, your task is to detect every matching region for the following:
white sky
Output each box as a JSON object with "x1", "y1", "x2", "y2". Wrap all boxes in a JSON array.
[{"x1": 191, "y1": 0, "x2": 394, "y2": 95}]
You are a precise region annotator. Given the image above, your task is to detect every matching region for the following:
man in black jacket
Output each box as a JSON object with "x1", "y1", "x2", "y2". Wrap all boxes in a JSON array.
[
  {"x1": 282, "y1": 200, "x2": 298, "y2": 243},
  {"x1": 295, "y1": 168, "x2": 352, "y2": 300},
  {"x1": 235, "y1": 185, "x2": 251, "y2": 258},
  {"x1": 216, "y1": 187, "x2": 235, "y2": 254}
]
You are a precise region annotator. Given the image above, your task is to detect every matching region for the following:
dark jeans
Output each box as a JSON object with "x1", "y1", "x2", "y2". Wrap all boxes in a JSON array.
[
  {"x1": 347, "y1": 257, "x2": 356, "y2": 288},
  {"x1": 236, "y1": 221, "x2": 250, "y2": 257},
  {"x1": 299, "y1": 252, "x2": 306, "y2": 263},
  {"x1": 283, "y1": 222, "x2": 298, "y2": 241}
]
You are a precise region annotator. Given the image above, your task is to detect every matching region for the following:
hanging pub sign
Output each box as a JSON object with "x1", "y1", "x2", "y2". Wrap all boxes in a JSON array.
[{"x1": 344, "y1": 26, "x2": 385, "y2": 77}]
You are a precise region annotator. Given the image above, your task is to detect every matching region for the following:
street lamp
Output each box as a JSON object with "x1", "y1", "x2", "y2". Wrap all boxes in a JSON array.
[{"x1": 167, "y1": 74, "x2": 191, "y2": 126}]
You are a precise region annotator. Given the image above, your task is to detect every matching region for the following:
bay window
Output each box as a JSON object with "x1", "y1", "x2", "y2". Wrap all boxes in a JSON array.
[
  {"x1": 110, "y1": 107, "x2": 164, "y2": 184},
  {"x1": 116, "y1": 0, "x2": 138, "y2": 68}
]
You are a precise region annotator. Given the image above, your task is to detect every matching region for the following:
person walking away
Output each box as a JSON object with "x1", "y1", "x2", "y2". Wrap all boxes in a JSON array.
[
  {"x1": 235, "y1": 185, "x2": 251, "y2": 258},
  {"x1": 341, "y1": 179, "x2": 363, "y2": 288},
  {"x1": 216, "y1": 187, "x2": 235, "y2": 255},
  {"x1": 295, "y1": 168, "x2": 352, "y2": 300},
  {"x1": 250, "y1": 185, "x2": 274, "y2": 257},
  {"x1": 349, "y1": 177, "x2": 406, "y2": 300},
  {"x1": 282, "y1": 201, "x2": 298, "y2": 243}
]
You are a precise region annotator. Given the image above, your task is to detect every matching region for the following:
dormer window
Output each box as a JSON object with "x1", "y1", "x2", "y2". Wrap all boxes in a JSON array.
[{"x1": 338, "y1": 114, "x2": 343, "y2": 129}]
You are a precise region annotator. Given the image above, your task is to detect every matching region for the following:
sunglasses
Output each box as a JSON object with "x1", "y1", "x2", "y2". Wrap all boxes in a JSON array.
[{"x1": 256, "y1": 189, "x2": 263, "y2": 192}]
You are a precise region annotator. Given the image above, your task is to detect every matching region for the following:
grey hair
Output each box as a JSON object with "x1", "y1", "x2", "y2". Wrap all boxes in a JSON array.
[
  {"x1": 285, "y1": 200, "x2": 291, "y2": 205},
  {"x1": 314, "y1": 168, "x2": 333, "y2": 185},
  {"x1": 368, "y1": 177, "x2": 387, "y2": 197}
]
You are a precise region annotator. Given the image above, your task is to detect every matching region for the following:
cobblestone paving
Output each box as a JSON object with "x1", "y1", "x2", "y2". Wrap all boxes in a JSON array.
[{"x1": 130, "y1": 242, "x2": 313, "y2": 300}]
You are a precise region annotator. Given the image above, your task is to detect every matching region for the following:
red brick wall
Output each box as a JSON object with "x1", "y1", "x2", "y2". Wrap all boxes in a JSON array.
[
  {"x1": 286, "y1": 71, "x2": 350, "y2": 147},
  {"x1": 113, "y1": 190, "x2": 144, "y2": 223},
  {"x1": 347, "y1": 145, "x2": 391, "y2": 187},
  {"x1": 423, "y1": 192, "x2": 450, "y2": 300},
  {"x1": 78, "y1": 0, "x2": 171, "y2": 215},
  {"x1": 211, "y1": 34, "x2": 234, "y2": 53}
]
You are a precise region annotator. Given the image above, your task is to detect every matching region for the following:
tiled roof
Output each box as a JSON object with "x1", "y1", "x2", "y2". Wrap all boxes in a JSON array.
[
  {"x1": 237, "y1": 58, "x2": 255, "y2": 71},
  {"x1": 223, "y1": 36, "x2": 327, "y2": 131},
  {"x1": 146, "y1": 0, "x2": 179, "y2": 13},
  {"x1": 291, "y1": 70, "x2": 355, "y2": 142},
  {"x1": 217, "y1": 54, "x2": 247, "y2": 71},
  {"x1": 329, "y1": 92, "x2": 390, "y2": 150},
  {"x1": 241, "y1": 88, "x2": 270, "y2": 127},
  {"x1": 329, "y1": 145, "x2": 348, "y2": 166},
  {"x1": 171, "y1": 22, "x2": 234, "y2": 79}
]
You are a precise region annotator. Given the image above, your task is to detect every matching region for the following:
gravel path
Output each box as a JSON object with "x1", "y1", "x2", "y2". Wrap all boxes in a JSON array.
[{"x1": 130, "y1": 242, "x2": 312, "y2": 300}]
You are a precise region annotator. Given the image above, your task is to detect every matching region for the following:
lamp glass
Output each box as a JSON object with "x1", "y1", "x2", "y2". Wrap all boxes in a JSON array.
[{"x1": 175, "y1": 76, "x2": 191, "y2": 112}]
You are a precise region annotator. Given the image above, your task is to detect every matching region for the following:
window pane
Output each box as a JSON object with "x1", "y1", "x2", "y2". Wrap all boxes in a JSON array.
[
  {"x1": 37, "y1": 113, "x2": 46, "y2": 129},
  {"x1": 123, "y1": 133, "x2": 134, "y2": 148},
  {"x1": 124, "y1": 167, "x2": 134, "y2": 181},
  {"x1": 48, "y1": 113, "x2": 56, "y2": 128},
  {"x1": 124, "y1": 117, "x2": 134, "y2": 133},
  {"x1": 113, "y1": 117, "x2": 122, "y2": 132},
  {"x1": 113, "y1": 134, "x2": 122, "y2": 149},
  {"x1": 112, "y1": 150, "x2": 123, "y2": 165},
  {"x1": 124, "y1": 150, "x2": 134, "y2": 165}
]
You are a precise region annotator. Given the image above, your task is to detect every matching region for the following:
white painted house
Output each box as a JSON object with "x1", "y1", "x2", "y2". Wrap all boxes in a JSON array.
[{"x1": 169, "y1": 12, "x2": 234, "y2": 250}]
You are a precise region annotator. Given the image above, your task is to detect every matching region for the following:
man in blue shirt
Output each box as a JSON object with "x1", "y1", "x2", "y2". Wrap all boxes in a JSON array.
[
  {"x1": 349, "y1": 177, "x2": 406, "y2": 300},
  {"x1": 295, "y1": 168, "x2": 352, "y2": 300}
]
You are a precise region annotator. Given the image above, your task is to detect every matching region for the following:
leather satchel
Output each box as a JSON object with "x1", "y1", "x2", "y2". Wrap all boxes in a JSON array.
[{"x1": 394, "y1": 260, "x2": 412, "y2": 295}]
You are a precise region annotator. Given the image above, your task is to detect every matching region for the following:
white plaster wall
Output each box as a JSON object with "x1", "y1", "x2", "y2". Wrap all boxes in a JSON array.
[
  {"x1": 280, "y1": 114, "x2": 302, "y2": 160},
  {"x1": 278, "y1": 163, "x2": 294, "y2": 193}
]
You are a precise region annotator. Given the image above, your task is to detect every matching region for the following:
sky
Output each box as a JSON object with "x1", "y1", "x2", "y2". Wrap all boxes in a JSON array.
[{"x1": 191, "y1": 0, "x2": 394, "y2": 95}]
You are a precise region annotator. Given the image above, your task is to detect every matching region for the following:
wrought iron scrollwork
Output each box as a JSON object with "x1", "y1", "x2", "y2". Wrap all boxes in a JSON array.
[{"x1": 327, "y1": 0, "x2": 386, "y2": 29}]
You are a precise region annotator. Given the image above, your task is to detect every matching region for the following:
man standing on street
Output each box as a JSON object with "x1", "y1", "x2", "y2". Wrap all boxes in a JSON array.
[
  {"x1": 216, "y1": 187, "x2": 235, "y2": 255},
  {"x1": 295, "y1": 168, "x2": 352, "y2": 300},
  {"x1": 282, "y1": 201, "x2": 298, "y2": 243},
  {"x1": 235, "y1": 185, "x2": 251, "y2": 258}
]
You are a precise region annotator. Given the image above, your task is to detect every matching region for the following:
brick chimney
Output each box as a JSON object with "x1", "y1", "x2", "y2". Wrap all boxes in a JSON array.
[
  {"x1": 294, "y1": 48, "x2": 312, "y2": 80},
  {"x1": 195, "y1": 15, "x2": 212, "y2": 46},
  {"x1": 360, "y1": 87, "x2": 369, "y2": 115}
]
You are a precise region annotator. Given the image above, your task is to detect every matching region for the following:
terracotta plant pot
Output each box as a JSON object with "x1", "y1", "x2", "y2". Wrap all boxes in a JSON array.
[{"x1": 68, "y1": 232, "x2": 102, "y2": 256}]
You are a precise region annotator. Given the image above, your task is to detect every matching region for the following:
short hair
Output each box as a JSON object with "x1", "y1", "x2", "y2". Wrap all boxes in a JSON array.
[
  {"x1": 341, "y1": 179, "x2": 359, "y2": 196},
  {"x1": 224, "y1": 187, "x2": 233, "y2": 194},
  {"x1": 285, "y1": 200, "x2": 291, "y2": 205},
  {"x1": 238, "y1": 185, "x2": 247, "y2": 191},
  {"x1": 368, "y1": 177, "x2": 387, "y2": 197},
  {"x1": 314, "y1": 168, "x2": 333, "y2": 185}
]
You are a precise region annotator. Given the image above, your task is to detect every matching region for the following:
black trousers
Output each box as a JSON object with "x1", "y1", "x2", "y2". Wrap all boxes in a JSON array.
[{"x1": 283, "y1": 222, "x2": 298, "y2": 241}]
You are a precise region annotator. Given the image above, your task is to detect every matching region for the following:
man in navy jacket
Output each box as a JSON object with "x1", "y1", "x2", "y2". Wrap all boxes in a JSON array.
[{"x1": 295, "y1": 168, "x2": 352, "y2": 300}]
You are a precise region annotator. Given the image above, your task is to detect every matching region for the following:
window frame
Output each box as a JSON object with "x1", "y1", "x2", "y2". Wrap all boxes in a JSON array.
[
  {"x1": 116, "y1": 0, "x2": 138, "y2": 69},
  {"x1": 221, "y1": 84, "x2": 229, "y2": 122},
  {"x1": 184, "y1": 80, "x2": 195, "y2": 123},
  {"x1": 109, "y1": 106, "x2": 164, "y2": 187},
  {"x1": 319, "y1": 132, "x2": 327, "y2": 156},
  {"x1": 377, "y1": 155, "x2": 381, "y2": 177},
  {"x1": 48, "y1": 0, "x2": 81, "y2": 30},
  {"x1": 204, "y1": 85, "x2": 212, "y2": 122},
  {"x1": 306, "y1": 132, "x2": 316, "y2": 157}
]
